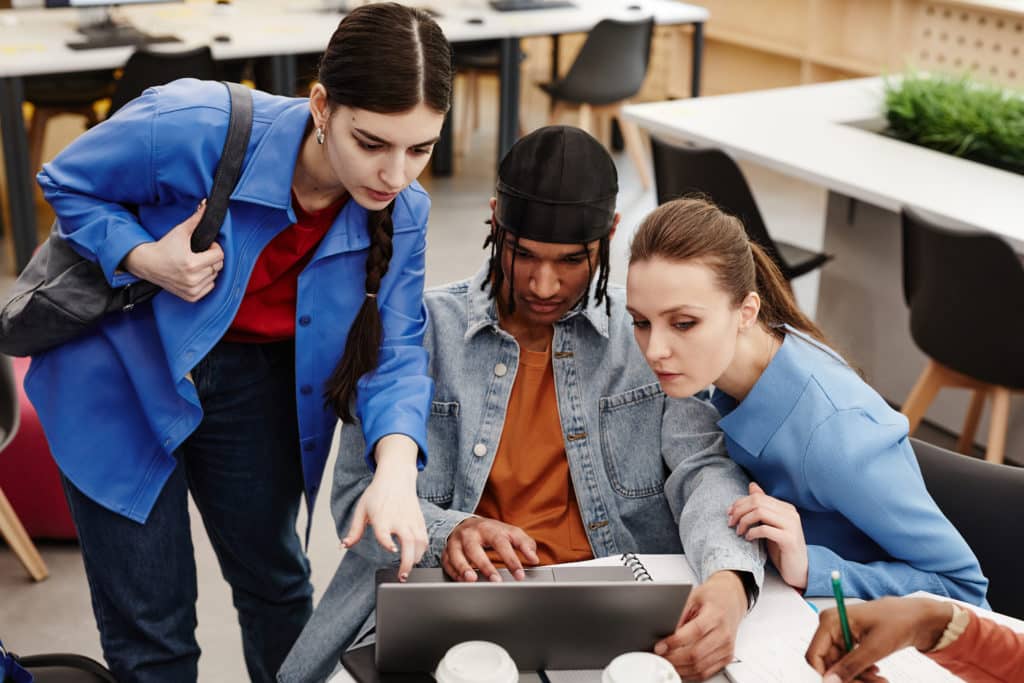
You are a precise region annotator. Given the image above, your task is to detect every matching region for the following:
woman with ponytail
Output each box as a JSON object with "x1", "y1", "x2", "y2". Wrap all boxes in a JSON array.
[
  {"x1": 30, "y1": 4, "x2": 452, "y2": 681},
  {"x1": 626, "y1": 198, "x2": 987, "y2": 606}
]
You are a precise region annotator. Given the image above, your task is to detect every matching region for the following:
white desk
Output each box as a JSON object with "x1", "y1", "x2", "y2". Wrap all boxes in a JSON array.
[
  {"x1": 327, "y1": 669, "x2": 553, "y2": 682},
  {"x1": 323, "y1": 589, "x2": 1024, "y2": 682},
  {"x1": 622, "y1": 77, "x2": 1024, "y2": 452},
  {"x1": 621, "y1": 77, "x2": 1022, "y2": 247},
  {"x1": 326, "y1": 668, "x2": 727, "y2": 682},
  {"x1": 317, "y1": 553, "x2": 1024, "y2": 682},
  {"x1": 0, "y1": 0, "x2": 708, "y2": 270}
]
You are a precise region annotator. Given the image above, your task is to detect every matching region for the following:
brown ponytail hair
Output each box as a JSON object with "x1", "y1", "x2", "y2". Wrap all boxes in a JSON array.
[
  {"x1": 629, "y1": 197, "x2": 829, "y2": 346},
  {"x1": 319, "y1": 3, "x2": 453, "y2": 422}
]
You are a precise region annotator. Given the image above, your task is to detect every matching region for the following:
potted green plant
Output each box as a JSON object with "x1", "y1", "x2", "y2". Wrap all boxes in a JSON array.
[{"x1": 883, "y1": 73, "x2": 1024, "y2": 175}]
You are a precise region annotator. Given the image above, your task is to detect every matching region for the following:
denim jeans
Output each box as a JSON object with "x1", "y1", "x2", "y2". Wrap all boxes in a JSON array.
[{"x1": 63, "y1": 339, "x2": 313, "y2": 683}]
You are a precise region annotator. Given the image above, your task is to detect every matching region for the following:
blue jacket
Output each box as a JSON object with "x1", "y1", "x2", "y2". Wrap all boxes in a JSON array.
[
  {"x1": 29, "y1": 79, "x2": 433, "y2": 524},
  {"x1": 711, "y1": 329, "x2": 988, "y2": 605}
]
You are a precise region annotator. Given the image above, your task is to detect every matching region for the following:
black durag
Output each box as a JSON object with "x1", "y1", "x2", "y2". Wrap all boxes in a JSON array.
[{"x1": 493, "y1": 125, "x2": 618, "y2": 243}]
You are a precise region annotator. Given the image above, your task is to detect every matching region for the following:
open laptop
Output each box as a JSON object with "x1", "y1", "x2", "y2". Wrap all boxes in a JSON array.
[{"x1": 374, "y1": 566, "x2": 691, "y2": 673}]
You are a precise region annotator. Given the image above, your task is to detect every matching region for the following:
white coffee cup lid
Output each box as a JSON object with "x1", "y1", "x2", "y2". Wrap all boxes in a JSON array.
[
  {"x1": 601, "y1": 652, "x2": 681, "y2": 683},
  {"x1": 434, "y1": 641, "x2": 518, "y2": 683}
]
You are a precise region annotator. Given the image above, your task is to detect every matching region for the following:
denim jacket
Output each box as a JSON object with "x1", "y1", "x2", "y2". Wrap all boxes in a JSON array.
[{"x1": 278, "y1": 266, "x2": 765, "y2": 683}]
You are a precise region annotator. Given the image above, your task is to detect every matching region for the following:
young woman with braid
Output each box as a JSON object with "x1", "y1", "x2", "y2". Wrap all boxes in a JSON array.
[
  {"x1": 625, "y1": 198, "x2": 988, "y2": 606},
  {"x1": 29, "y1": 4, "x2": 452, "y2": 681}
]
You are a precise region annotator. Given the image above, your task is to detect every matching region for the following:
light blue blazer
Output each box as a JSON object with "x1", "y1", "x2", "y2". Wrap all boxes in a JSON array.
[{"x1": 711, "y1": 329, "x2": 988, "y2": 605}]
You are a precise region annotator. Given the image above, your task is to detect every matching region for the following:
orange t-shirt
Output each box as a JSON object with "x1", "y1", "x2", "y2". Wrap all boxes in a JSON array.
[{"x1": 474, "y1": 338, "x2": 594, "y2": 567}]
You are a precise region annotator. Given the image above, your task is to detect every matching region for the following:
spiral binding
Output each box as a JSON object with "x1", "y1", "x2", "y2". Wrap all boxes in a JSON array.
[{"x1": 620, "y1": 553, "x2": 653, "y2": 582}]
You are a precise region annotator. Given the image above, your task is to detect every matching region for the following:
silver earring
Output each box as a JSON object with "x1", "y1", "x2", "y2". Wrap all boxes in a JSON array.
[{"x1": 315, "y1": 126, "x2": 325, "y2": 145}]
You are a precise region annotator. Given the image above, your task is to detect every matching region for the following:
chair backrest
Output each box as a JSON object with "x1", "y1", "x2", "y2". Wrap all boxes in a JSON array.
[
  {"x1": 556, "y1": 18, "x2": 654, "y2": 105},
  {"x1": 901, "y1": 208, "x2": 1024, "y2": 388},
  {"x1": 650, "y1": 137, "x2": 789, "y2": 271},
  {"x1": 912, "y1": 437, "x2": 1024, "y2": 618},
  {"x1": 452, "y1": 39, "x2": 502, "y2": 71},
  {"x1": 16, "y1": 653, "x2": 117, "y2": 682},
  {"x1": 0, "y1": 355, "x2": 20, "y2": 454},
  {"x1": 107, "y1": 46, "x2": 218, "y2": 118}
]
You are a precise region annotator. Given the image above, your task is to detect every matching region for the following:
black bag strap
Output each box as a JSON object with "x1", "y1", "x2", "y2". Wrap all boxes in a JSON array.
[
  {"x1": 190, "y1": 81, "x2": 253, "y2": 252},
  {"x1": 122, "y1": 82, "x2": 253, "y2": 309}
]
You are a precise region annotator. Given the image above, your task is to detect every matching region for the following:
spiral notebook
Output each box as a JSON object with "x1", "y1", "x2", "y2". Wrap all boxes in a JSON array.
[{"x1": 548, "y1": 552, "x2": 697, "y2": 583}]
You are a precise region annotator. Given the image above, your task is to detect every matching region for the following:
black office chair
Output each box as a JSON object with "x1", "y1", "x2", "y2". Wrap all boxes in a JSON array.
[
  {"x1": 248, "y1": 53, "x2": 323, "y2": 96},
  {"x1": 650, "y1": 137, "x2": 832, "y2": 282},
  {"x1": 912, "y1": 437, "x2": 1024, "y2": 619},
  {"x1": 900, "y1": 209, "x2": 1024, "y2": 464},
  {"x1": 26, "y1": 46, "x2": 217, "y2": 195},
  {"x1": 0, "y1": 355, "x2": 20, "y2": 454},
  {"x1": 9, "y1": 653, "x2": 116, "y2": 682},
  {"x1": 0, "y1": 354, "x2": 47, "y2": 582},
  {"x1": 107, "y1": 46, "x2": 219, "y2": 118},
  {"x1": 25, "y1": 71, "x2": 117, "y2": 174},
  {"x1": 539, "y1": 18, "x2": 655, "y2": 188}
]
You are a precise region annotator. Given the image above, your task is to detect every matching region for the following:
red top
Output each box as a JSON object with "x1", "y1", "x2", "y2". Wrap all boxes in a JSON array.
[{"x1": 225, "y1": 193, "x2": 346, "y2": 343}]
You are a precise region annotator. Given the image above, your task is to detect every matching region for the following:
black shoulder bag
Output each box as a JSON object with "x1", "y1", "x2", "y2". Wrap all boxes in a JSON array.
[{"x1": 0, "y1": 81, "x2": 253, "y2": 357}]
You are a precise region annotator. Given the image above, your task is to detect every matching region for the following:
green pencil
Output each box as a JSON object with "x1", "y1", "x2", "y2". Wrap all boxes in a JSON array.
[{"x1": 831, "y1": 570, "x2": 854, "y2": 652}]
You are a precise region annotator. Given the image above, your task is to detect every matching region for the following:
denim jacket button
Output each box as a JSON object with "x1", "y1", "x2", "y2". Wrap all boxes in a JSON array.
[
  {"x1": 493, "y1": 363, "x2": 508, "y2": 377},
  {"x1": 473, "y1": 443, "x2": 487, "y2": 457}
]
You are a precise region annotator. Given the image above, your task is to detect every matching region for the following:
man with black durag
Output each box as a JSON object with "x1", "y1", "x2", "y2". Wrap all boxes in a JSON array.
[{"x1": 281, "y1": 126, "x2": 765, "y2": 683}]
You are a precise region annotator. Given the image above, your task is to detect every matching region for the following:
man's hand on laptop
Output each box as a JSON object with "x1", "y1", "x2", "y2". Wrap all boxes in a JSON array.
[
  {"x1": 653, "y1": 569, "x2": 748, "y2": 681},
  {"x1": 442, "y1": 517, "x2": 540, "y2": 583}
]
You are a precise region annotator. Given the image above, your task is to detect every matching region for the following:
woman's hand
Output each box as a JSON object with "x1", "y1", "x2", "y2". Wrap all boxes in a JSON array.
[
  {"x1": 654, "y1": 570, "x2": 749, "y2": 680},
  {"x1": 121, "y1": 199, "x2": 225, "y2": 302},
  {"x1": 341, "y1": 434, "x2": 428, "y2": 580},
  {"x1": 805, "y1": 597, "x2": 954, "y2": 683},
  {"x1": 728, "y1": 482, "x2": 808, "y2": 590}
]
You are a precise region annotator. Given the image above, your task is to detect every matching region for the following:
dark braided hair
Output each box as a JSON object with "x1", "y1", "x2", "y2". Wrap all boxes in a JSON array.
[
  {"x1": 320, "y1": 3, "x2": 453, "y2": 422},
  {"x1": 481, "y1": 221, "x2": 612, "y2": 317}
]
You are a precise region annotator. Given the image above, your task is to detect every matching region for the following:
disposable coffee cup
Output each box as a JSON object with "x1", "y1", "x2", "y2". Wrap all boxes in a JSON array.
[
  {"x1": 601, "y1": 651, "x2": 681, "y2": 683},
  {"x1": 434, "y1": 641, "x2": 518, "y2": 683}
]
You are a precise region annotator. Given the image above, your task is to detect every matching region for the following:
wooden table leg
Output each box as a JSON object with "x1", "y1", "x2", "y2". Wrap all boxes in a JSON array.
[{"x1": 0, "y1": 487, "x2": 48, "y2": 581}]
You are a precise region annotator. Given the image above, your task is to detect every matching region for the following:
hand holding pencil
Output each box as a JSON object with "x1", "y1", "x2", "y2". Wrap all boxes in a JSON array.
[{"x1": 804, "y1": 596, "x2": 954, "y2": 682}]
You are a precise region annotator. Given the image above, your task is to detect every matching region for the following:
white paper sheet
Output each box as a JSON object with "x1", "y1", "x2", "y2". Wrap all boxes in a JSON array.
[{"x1": 542, "y1": 555, "x2": 977, "y2": 683}]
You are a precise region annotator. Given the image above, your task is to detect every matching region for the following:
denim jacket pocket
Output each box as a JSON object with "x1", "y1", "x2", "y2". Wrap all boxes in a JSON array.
[
  {"x1": 418, "y1": 400, "x2": 459, "y2": 505},
  {"x1": 599, "y1": 382, "x2": 667, "y2": 498}
]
